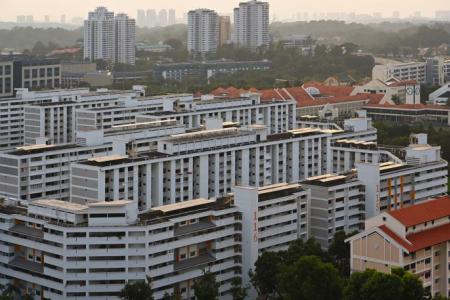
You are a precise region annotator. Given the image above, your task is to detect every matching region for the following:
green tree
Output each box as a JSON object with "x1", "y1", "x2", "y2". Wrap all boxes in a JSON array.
[
  {"x1": 193, "y1": 271, "x2": 219, "y2": 300},
  {"x1": 278, "y1": 255, "x2": 343, "y2": 300},
  {"x1": 284, "y1": 237, "x2": 329, "y2": 264},
  {"x1": 119, "y1": 277, "x2": 154, "y2": 300},
  {"x1": 328, "y1": 231, "x2": 357, "y2": 277},
  {"x1": 345, "y1": 268, "x2": 424, "y2": 300},
  {"x1": 249, "y1": 251, "x2": 283, "y2": 299},
  {"x1": 230, "y1": 277, "x2": 248, "y2": 300}
]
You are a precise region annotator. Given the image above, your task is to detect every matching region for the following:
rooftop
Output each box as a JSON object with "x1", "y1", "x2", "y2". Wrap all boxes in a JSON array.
[
  {"x1": 152, "y1": 198, "x2": 215, "y2": 213},
  {"x1": 7, "y1": 144, "x2": 81, "y2": 156},
  {"x1": 31, "y1": 199, "x2": 88, "y2": 213},
  {"x1": 302, "y1": 173, "x2": 350, "y2": 186},
  {"x1": 388, "y1": 196, "x2": 450, "y2": 227}
]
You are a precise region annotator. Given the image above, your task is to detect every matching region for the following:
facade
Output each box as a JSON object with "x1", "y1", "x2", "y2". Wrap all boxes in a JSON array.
[
  {"x1": 233, "y1": 0, "x2": 270, "y2": 50},
  {"x1": 0, "y1": 56, "x2": 61, "y2": 98},
  {"x1": 22, "y1": 88, "x2": 146, "y2": 145},
  {"x1": 364, "y1": 104, "x2": 450, "y2": 126},
  {"x1": 352, "y1": 78, "x2": 420, "y2": 105},
  {"x1": 233, "y1": 183, "x2": 310, "y2": 296},
  {"x1": 84, "y1": 7, "x2": 136, "y2": 65},
  {"x1": 84, "y1": 7, "x2": 115, "y2": 63},
  {"x1": 69, "y1": 125, "x2": 335, "y2": 210},
  {"x1": 428, "y1": 82, "x2": 450, "y2": 105},
  {"x1": 187, "y1": 9, "x2": 219, "y2": 56},
  {"x1": 114, "y1": 14, "x2": 136, "y2": 65},
  {"x1": 218, "y1": 16, "x2": 231, "y2": 46},
  {"x1": 0, "y1": 143, "x2": 113, "y2": 202},
  {"x1": 347, "y1": 196, "x2": 450, "y2": 297},
  {"x1": 0, "y1": 198, "x2": 242, "y2": 300},
  {"x1": 136, "y1": 94, "x2": 297, "y2": 135},
  {"x1": 155, "y1": 60, "x2": 271, "y2": 82},
  {"x1": 357, "y1": 134, "x2": 448, "y2": 218},
  {"x1": 302, "y1": 174, "x2": 365, "y2": 249},
  {"x1": 0, "y1": 88, "x2": 90, "y2": 150},
  {"x1": 372, "y1": 62, "x2": 427, "y2": 84},
  {"x1": 0, "y1": 60, "x2": 13, "y2": 97}
]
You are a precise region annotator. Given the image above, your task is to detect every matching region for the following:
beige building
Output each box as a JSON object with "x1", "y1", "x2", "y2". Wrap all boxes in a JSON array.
[
  {"x1": 347, "y1": 196, "x2": 450, "y2": 297},
  {"x1": 218, "y1": 16, "x2": 231, "y2": 46}
]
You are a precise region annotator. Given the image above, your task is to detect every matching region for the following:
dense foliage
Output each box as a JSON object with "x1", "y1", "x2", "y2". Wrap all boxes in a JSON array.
[{"x1": 249, "y1": 235, "x2": 427, "y2": 300}]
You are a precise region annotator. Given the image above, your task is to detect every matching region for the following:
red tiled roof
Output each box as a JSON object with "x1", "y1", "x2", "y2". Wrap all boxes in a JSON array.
[
  {"x1": 208, "y1": 84, "x2": 385, "y2": 106},
  {"x1": 406, "y1": 222, "x2": 450, "y2": 251},
  {"x1": 378, "y1": 225, "x2": 413, "y2": 252},
  {"x1": 388, "y1": 196, "x2": 450, "y2": 227},
  {"x1": 379, "y1": 221, "x2": 450, "y2": 252}
]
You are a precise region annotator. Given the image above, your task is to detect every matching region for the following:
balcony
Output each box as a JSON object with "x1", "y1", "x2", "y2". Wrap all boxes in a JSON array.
[
  {"x1": 174, "y1": 221, "x2": 216, "y2": 236},
  {"x1": 10, "y1": 224, "x2": 43, "y2": 240},
  {"x1": 9, "y1": 257, "x2": 43, "y2": 274},
  {"x1": 174, "y1": 253, "x2": 215, "y2": 272}
]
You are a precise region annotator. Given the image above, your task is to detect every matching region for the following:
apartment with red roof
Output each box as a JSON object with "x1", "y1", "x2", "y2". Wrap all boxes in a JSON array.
[{"x1": 347, "y1": 195, "x2": 450, "y2": 297}]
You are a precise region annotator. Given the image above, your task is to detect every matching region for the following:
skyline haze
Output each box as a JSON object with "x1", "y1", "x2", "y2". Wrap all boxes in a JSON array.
[{"x1": 1, "y1": 0, "x2": 449, "y2": 22}]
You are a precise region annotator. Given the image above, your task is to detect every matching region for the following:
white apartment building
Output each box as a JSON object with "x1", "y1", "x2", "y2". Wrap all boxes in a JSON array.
[
  {"x1": 302, "y1": 174, "x2": 365, "y2": 249},
  {"x1": 372, "y1": 62, "x2": 427, "y2": 84},
  {"x1": 0, "y1": 197, "x2": 242, "y2": 300},
  {"x1": 233, "y1": 183, "x2": 309, "y2": 296},
  {"x1": 137, "y1": 94, "x2": 297, "y2": 135},
  {"x1": 114, "y1": 14, "x2": 136, "y2": 65},
  {"x1": 357, "y1": 133, "x2": 448, "y2": 218},
  {"x1": 0, "y1": 88, "x2": 92, "y2": 150},
  {"x1": 84, "y1": 7, "x2": 115, "y2": 63},
  {"x1": 69, "y1": 125, "x2": 335, "y2": 210},
  {"x1": 233, "y1": 0, "x2": 270, "y2": 50},
  {"x1": 84, "y1": 7, "x2": 136, "y2": 65},
  {"x1": 23, "y1": 91, "x2": 161, "y2": 146},
  {"x1": 0, "y1": 143, "x2": 113, "y2": 202},
  {"x1": 187, "y1": 9, "x2": 219, "y2": 55},
  {"x1": 0, "y1": 119, "x2": 185, "y2": 203}
]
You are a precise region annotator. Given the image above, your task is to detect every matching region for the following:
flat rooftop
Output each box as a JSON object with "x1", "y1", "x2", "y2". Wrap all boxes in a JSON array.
[
  {"x1": 164, "y1": 128, "x2": 253, "y2": 144},
  {"x1": 31, "y1": 199, "x2": 88, "y2": 213},
  {"x1": 152, "y1": 198, "x2": 215, "y2": 213},
  {"x1": 257, "y1": 183, "x2": 305, "y2": 201},
  {"x1": 7, "y1": 144, "x2": 81, "y2": 156},
  {"x1": 303, "y1": 173, "x2": 351, "y2": 186}
]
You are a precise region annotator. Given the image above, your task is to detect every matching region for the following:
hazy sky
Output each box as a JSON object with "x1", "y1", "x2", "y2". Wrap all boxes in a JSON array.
[{"x1": 1, "y1": 0, "x2": 449, "y2": 22}]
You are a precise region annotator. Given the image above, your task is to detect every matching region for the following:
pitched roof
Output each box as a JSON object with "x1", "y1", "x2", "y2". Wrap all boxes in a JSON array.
[
  {"x1": 378, "y1": 225, "x2": 413, "y2": 251},
  {"x1": 379, "y1": 221, "x2": 450, "y2": 252},
  {"x1": 388, "y1": 196, "x2": 450, "y2": 227},
  {"x1": 406, "y1": 222, "x2": 450, "y2": 251}
]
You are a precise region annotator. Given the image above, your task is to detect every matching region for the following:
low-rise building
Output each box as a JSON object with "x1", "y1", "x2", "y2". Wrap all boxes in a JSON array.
[
  {"x1": 363, "y1": 104, "x2": 450, "y2": 126},
  {"x1": 352, "y1": 78, "x2": 420, "y2": 105},
  {"x1": 347, "y1": 196, "x2": 450, "y2": 297},
  {"x1": 154, "y1": 60, "x2": 271, "y2": 83},
  {"x1": 0, "y1": 55, "x2": 61, "y2": 97}
]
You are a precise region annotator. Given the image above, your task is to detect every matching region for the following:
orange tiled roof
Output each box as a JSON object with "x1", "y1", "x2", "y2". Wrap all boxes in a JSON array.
[
  {"x1": 406, "y1": 222, "x2": 450, "y2": 251},
  {"x1": 378, "y1": 225, "x2": 413, "y2": 251},
  {"x1": 379, "y1": 221, "x2": 450, "y2": 253},
  {"x1": 388, "y1": 196, "x2": 450, "y2": 227}
]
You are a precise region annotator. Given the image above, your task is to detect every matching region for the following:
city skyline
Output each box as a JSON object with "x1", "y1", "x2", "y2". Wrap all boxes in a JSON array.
[{"x1": 2, "y1": 0, "x2": 450, "y2": 22}]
